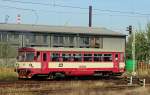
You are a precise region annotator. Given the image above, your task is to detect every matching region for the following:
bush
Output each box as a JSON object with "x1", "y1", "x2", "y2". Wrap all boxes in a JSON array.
[{"x1": 0, "y1": 68, "x2": 18, "y2": 81}]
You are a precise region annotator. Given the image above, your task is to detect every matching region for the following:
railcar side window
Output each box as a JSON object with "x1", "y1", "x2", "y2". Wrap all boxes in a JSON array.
[
  {"x1": 73, "y1": 54, "x2": 82, "y2": 62},
  {"x1": 120, "y1": 53, "x2": 124, "y2": 62},
  {"x1": 62, "y1": 53, "x2": 72, "y2": 62},
  {"x1": 103, "y1": 54, "x2": 112, "y2": 62},
  {"x1": 43, "y1": 53, "x2": 47, "y2": 61},
  {"x1": 83, "y1": 54, "x2": 92, "y2": 62},
  {"x1": 51, "y1": 53, "x2": 60, "y2": 62},
  {"x1": 36, "y1": 52, "x2": 40, "y2": 61},
  {"x1": 94, "y1": 54, "x2": 103, "y2": 62},
  {"x1": 115, "y1": 54, "x2": 118, "y2": 61}
]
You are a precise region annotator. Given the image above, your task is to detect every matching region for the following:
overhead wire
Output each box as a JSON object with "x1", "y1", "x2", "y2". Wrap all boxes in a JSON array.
[
  {"x1": 2, "y1": 0, "x2": 150, "y2": 16},
  {"x1": 0, "y1": 1, "x2": 150, "y2": 25},
  {"x1": 0, "y1": 4, "x2": 39, "y2": 25},
  {"x1": 0, "y1": 4, "x2": 149, "y2": 18},
  {"x1": 2, "y1": 0, "x2": 88, "y2": 9}
]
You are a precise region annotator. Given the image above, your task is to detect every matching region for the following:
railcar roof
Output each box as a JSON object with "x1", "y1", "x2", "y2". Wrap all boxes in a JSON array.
[
  {"x1": 0, "y1": 23, "x2": 125, "y2": 36},
  {"x1": 21, "y1": 47, "x2": 124, "y2": 52}
]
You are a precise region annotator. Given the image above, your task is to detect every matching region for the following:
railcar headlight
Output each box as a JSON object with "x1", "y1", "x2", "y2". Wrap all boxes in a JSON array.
[{"x1": 16, "y1": 63, "x2": 19, "y2": 67}]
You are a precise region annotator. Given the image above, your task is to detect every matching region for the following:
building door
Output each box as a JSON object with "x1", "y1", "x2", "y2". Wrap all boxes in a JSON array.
[{"x1": 42, "y1": 52, "x2": 49, "y2": 73}]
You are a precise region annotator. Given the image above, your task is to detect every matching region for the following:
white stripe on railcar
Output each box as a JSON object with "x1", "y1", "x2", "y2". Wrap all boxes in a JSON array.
[
  {"x1": 48, "y1": 62, "x2": 114, "y2": 68},
  {"x1": 16, "y1": 62, "x2": 41, "y2": 68}
]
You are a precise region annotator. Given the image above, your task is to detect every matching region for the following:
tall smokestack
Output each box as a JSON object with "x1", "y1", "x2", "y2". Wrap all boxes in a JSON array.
[{"x1": 89, "y1": 5, "x2": 92, "y2": 27}]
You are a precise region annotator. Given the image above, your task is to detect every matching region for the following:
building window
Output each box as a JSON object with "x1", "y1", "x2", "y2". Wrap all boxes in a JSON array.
[
  {"x1": 43, "y1": 35, "x2": 47, "y2": 43},
  {"x1": 69, "y1": 36, "x2": 74, "y2": 44},
  {"x1": 31, "y1": 34, "x2": 36, "y2": 43},
  {"x1": 8, "y1": 32, "x2": 19, "y2": 41},
  {"x1": 59, "y1": 36, "x2": 64, "y2": 44},
  {"x1": 53, "y1": 36, "x2": 59, "y2": 45},
  {"x1": 95, "y1": 37, "x2": 100, "y2": 48},
  {"x1": 64, "y1": 36, "x2": 74, "y2": 47},
  {"x1": 0, "y1": 33, "x2": 1, "y2": 41},
  {"x1": 90, "y1": 37, "x2": 102, "y2": 48},
  {"x1": 53, "y1": 35, "x2": 74, "y2": 47},
  {"x1": 14, "y1": 34, "x2": 19, "y2": 39},
  {"x1": 80, "y1": 37, "x2": 90, "y2": 48},
  {"x1": 25, "y1": 33, "x2": 36, "y2": 43},
  {"x1": 2, "y1": 33, "x2": 7, "y2": 42}
]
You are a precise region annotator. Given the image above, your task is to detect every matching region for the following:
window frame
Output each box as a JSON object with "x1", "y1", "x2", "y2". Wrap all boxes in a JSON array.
[{"x1": 50, "y1": 52, "x2": 61, "y2": 62}]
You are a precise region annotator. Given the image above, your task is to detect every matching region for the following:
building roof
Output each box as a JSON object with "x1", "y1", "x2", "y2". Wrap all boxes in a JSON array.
[{"x1": 0, "y1": 23, "x2": 126, "y2": 36}]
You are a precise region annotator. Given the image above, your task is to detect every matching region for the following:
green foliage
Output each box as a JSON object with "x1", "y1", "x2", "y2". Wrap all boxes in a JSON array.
[
  {"x1": 0, "y1": 68, "x2": 18, "y2": 81},
  {"x1": 0, "y1": 43, "x2": 17, "y2": 67},
  {"x1": 135, "y1": 32, "x2": 148, "y2": 61},
  {"x1": 0, "y1": 43, "x2": 17, "y2": 58},
  {"x1": 126, "y1": 23, "x2": 150, "y2": 62}
]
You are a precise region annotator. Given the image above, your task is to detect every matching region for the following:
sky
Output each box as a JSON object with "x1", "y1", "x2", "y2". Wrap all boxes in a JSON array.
[{"x1": 0, "y1": 0, "x2": 150, "y2": 34}]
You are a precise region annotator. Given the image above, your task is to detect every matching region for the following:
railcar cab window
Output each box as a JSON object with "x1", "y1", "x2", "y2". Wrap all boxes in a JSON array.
[
  {"x1": 51, "y1": 53, "x2": 60, "y2": 62},
  {"x1": 18, "y1": 52, "x2": 35, "y2": 62}
]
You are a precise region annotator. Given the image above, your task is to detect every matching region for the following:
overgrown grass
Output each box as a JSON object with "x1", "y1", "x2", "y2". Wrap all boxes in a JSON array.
[
  {"x1": 0, "y1": 82, "x2": 150, "y2": 95},
  {"x1": 136, "y1": 69, "x2": 150, "y2": 77},
  {"x1": 0, "y1": 68, "x2": 18, "y2": 81}
]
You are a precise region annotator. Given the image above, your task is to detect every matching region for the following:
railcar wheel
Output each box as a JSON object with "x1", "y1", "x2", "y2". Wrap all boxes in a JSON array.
[{"x1": 48, "y1": 73, "x2": 55, "y2": 79}]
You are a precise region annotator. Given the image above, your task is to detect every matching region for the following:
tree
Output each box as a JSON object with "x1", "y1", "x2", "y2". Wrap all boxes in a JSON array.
[
  {"x1": 0, "y1": 42, "x2": 17, "y2": 67},
  {"x1": 135, "y1": 32, "x2": 148, "y2": 61},
  {"x1": 146, "y1": 23, "x2": 150, "y2": 62},
  {"x1": 126, "y1": 23, "x2": 150, "y2": 63}
]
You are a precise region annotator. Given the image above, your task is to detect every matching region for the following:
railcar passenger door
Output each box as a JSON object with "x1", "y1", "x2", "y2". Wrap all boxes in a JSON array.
[
  {"x1": 113, "y1": 53, "x2": 120, "y2": 72},
  {"x1": 41, "y1": 52, "x2": 50, "y2": 73}
]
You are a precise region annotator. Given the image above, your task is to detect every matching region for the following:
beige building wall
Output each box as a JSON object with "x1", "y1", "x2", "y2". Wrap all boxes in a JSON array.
[{"x1": 103, "y1": 37, "x2": 125, "y2": 52}]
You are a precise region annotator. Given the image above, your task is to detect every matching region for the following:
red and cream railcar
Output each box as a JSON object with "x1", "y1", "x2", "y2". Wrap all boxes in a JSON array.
[{"x1": 15, "y1": 47, "x2": 125, "y2": 78}]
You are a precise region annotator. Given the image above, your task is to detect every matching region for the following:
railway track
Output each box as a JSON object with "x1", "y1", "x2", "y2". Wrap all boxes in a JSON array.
[
  {"x1": 0, "y1": 77, "x2": 126, "y2": 87},
  {"x1": 0, "y1": 84, "x2": 148, "y2": 94},
  {"x1": 0, "y1": 77, "x2": 149, "y2": 94}
]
